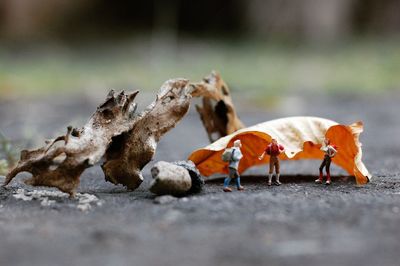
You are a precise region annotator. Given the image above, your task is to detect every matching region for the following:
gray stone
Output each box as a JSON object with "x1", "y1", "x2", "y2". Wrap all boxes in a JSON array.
[
  {"x1": 173, "y1": 160, "x2": 205, "y2": 194},
  {"x1": 150, "y1": 161, "x2": 192, "y2": 196}
]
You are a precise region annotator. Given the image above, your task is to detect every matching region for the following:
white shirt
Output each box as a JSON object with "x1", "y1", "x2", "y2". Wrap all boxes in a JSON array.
[
  {"x1": 321, "y1": 145, "x2": 337, "y2": 157},
  {"x1": 228, "y1": 147, "x2": 243, "y2": 170}
]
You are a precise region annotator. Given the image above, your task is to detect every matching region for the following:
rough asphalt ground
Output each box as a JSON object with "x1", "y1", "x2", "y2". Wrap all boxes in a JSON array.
[{"x1": 0, "y1": 91, "x2": 400, "y2": 266}]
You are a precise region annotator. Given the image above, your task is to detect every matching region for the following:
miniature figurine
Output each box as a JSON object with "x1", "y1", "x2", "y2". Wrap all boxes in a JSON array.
[
  {"x1": 315, "y1": 138, "x2": 337, "y2": 185},
  {"x1": 258, "y1": 138, "x2": 285, "y2": 186},
  {"x1": 222, "y1": 140, "x2": 244, "y2": 192}
]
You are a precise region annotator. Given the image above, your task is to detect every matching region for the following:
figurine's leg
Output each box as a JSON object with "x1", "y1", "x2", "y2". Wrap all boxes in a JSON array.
[
  {"x1": 235, "y1": 171, "x2": 244, "y2": 191},
  {"x1": 274, "y1": 159, "x2": 281, "y2": 185},
  {"x1": 316, "y1": 158, "x2": 326, "y2": 183},
  {"x1": 235, "y1": 176, "x2": 240, "y2": 187},
  {"x1": 223, "y1": 177, "x2": 231, "y2": 187},
  {"x1": 223, "y1": 178, "x2": 232, "y2": 192},
  {"x1": 268, "y1": 159, "x2": 274, "y2": 186},
  {"x1": 325, "y1": 158, "x2": 332, "y2": 185},
  {"x1": 223, "y1": 168, "x2": 233, "y2": 192}
]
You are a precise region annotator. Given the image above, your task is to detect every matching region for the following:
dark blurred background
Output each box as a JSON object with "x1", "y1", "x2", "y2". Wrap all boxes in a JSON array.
[
  {"x1": 0, "y1": 0, "x2": 399, "y2": 99},
  {"x1": 1, "y1": 0, "x2": 400, "y2": 41}
]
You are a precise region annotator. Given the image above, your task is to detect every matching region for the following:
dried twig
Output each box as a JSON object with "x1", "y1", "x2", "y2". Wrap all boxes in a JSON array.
[
  {"x1": 101, "y1": 79, "x2": 193, "y2": 190},
  {"x1": 191, "y1": 71, "x2": 244, "y2": 142},
  {"x1": 3, "y1": 78, "x2": 195, "y2": 195},
  {"x1": 3, "y1": 90, "x2": 140, "y2": 196}
]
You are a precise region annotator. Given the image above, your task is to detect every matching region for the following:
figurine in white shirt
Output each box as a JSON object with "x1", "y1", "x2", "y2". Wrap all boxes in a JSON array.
[
  {"x1": 315, "y1": 138, "x2": 337, "y2": 185},
  {"x1": 223, "y1": 140, "x2": 244, "y2": 192}
]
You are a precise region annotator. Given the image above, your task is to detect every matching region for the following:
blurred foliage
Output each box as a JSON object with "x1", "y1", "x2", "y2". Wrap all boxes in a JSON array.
[
  {"x1": 0, "y1": 160, "x2": 8, "y2": 176},
  {"x1": 0, "y1": 131, "x2": 18, "y2": 175},
  {"x1": 0, "y1": 38, "x2": 399, "y2": 100}
]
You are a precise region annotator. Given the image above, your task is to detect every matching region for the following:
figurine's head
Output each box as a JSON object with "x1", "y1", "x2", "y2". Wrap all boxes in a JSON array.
[
  {"x1": 233, "y1": 139, "x2": 242, "y2": 148},
  {"x1": 271, "y1": 138, "x2": 278, "y2": 145},
  {"x1": 324, "y1": 138, "x2": 330, "y2": 145}
]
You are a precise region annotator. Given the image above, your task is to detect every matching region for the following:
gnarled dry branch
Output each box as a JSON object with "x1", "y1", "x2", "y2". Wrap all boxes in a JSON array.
[
  {"x1": 101, "y1": 79, "x2": 193, "y2": 190},
  {"x1": 4, "y1": 79, "x2": 194, "y2": 195},
  {"x1": 3, "y1": 72, "x2": 241, "y2": 195},
  {"x1": 4, "y1": 90, "x2": 140, "y2": 196},
  {"x1": 191, "y1": 71, "x2": 244, "y2": 142}
]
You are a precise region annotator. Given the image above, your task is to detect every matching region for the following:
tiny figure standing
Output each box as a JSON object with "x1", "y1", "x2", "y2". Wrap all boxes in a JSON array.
[
  {"x1": 223, "y1": 140, "x2": 244, "y2": 192},
  {"x1": 259, "y1": 138, "x2": 285, "y2": 186},
  {"x1": 315, "y1": 138, "x2": 337, "y2": 185}
]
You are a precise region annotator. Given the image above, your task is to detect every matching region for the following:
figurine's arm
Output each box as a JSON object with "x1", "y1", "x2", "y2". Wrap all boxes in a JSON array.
[
  {"x1": 329, "y1": 146, "x2": 337, "y2": 157},
  {"x1": 236, "y1": 150, "x2": 243, "y2": 161},
  {"x1": 320, "y1": 145, "x2": 328, "y2": 152},
  {"x1": 279, "y1": 145, "x2": 285, "y2": 153},
  {"x1": 258, "y1": 151, "x2": 266, "y2": 160}
]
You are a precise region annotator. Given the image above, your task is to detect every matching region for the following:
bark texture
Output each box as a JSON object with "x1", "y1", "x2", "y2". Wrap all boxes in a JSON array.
[{"x1": 102, "y1": 79, "x2": 192, "y2": 190}]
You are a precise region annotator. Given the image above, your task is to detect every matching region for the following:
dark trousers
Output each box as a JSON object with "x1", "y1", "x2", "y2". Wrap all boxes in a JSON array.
[{"x1": 319, "y1": 155, "x2": 331, "y2": 174}]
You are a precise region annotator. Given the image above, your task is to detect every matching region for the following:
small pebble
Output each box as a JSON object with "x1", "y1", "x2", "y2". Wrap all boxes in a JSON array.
[
  {"x1": 153, "y1": 195, "x2": 178, "y2": 204},
  {"x1": 179, "y1": 197, "x2": 189, "y2": 203}
]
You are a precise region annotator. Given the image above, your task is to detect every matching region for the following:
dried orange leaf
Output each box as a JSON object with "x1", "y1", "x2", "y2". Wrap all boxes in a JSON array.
[{"x1": 188, "y1": 116, "x2": 371, "y2": 185}]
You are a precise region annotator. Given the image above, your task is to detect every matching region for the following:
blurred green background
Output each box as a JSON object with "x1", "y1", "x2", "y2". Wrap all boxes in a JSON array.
[{"x1": 0, "y1": 0, "x2": 399, "y2": 100}]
